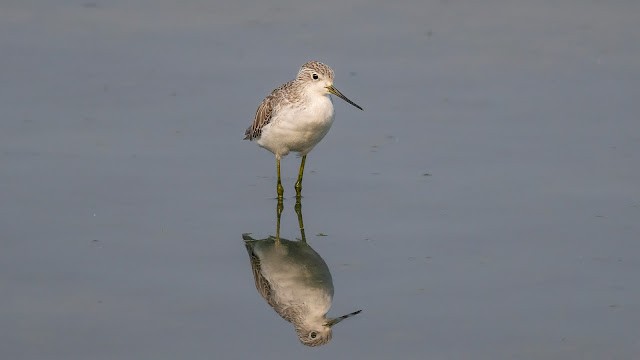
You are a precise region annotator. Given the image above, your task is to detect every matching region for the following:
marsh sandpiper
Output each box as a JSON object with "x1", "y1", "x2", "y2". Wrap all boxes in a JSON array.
[{"x1": 244, "y1": 61, "x2": 363, "y2": 199}]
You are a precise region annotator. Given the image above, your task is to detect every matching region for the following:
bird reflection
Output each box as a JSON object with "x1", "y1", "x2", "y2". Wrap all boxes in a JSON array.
[{"x1": 242, "y1": 199, "x2": 361, "y2": 346}]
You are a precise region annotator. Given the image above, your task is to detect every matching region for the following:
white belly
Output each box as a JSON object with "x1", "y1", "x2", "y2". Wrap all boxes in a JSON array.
[{"x1": 257, "y1": 96, "x2": 335, "y2": 157}]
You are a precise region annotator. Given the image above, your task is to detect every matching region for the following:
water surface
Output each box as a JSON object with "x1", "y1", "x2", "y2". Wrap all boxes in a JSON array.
[{"x1": 2, "y1": 1, "x2": 639, "y2": 359}]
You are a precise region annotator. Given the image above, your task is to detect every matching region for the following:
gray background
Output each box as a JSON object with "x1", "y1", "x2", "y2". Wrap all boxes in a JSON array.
[{"x1": 1, "y1": 0, "x2": 639, "y2": 359}]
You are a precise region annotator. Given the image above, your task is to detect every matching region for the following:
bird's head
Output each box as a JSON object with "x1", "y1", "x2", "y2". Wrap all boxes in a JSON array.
[
  {"x1": 297, "y1": 61, "x2": 363, "y2": 110},
  {"x1": 295, "y1": 309, "x2": 362, "y2": 347}
]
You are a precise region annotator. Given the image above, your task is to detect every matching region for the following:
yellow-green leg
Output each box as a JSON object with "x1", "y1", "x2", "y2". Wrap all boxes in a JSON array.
[
  {"x1": 276, "y1": 155, "x2": 284, "y2": 200},
  {"x1": 294, "y1": 155, "x2": 306, "y2": 198}
]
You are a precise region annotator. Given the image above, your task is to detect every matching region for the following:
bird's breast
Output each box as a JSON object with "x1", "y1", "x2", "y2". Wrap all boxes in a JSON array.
[
  {"x1": 259, "y1": 95, "x2": 335, "y2": 156},
  {"x1": 288, "y1": 95, "x2": 335, "y2": 129}
]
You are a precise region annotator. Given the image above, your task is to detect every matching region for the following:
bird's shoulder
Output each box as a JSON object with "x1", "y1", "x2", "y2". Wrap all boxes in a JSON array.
[{"x1": 244, "y1": 80, "x2": 299, "y2": 140}]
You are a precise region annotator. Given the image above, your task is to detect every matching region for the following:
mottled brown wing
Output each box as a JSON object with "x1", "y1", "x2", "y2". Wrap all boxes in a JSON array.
[
  {"x1": 244, "y1": 242, "x2": 276, "y2": 306},
  {"x1": 244, "y1": 240, "x2": 297, "y2": 324},
  {"x1": 244, "y1": 94, "x2": 274, "y2": 141}
]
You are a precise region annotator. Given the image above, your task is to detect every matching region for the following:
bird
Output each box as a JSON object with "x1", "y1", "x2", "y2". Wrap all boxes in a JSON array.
[
  {"x1": 242, "y1": 233, "x2": 361, "y2": 346},
  {"x1": 244, "y1": 61, "x2": 363, "y2": 199}
]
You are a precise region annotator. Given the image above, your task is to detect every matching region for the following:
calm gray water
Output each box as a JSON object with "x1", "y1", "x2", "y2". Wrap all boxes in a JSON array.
[{"x1": 2, "y1": 1, "x2": 639, "y2": 359}]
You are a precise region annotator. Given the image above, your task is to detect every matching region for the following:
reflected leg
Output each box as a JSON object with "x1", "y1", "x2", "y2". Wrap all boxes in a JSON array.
[
  {"x1": 294, "y1": 155, "x2": 306, "y2": 199},
  {"x1": 275, "y1": 198, "x2": 283, "y2": 242},
  {"x1": 294, "y1": 197, "x2": 306, "y2": 243},
  {"x1": 276, "y1": 155, "x2": 284, "y2": 200}
]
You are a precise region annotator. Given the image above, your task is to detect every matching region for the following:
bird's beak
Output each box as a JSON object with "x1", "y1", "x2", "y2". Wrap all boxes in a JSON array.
[
  {"x1": 324, "y1": 310, "x2": 362, "y2": 328},
  {"x1": 326, "y1": 85, "x2": 363, "y2": 111}
]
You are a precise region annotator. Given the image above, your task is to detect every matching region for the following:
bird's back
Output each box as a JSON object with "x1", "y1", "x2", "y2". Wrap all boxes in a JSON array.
[{"x1": 244, "y1": 81, "x2": 297, "y2": 141}]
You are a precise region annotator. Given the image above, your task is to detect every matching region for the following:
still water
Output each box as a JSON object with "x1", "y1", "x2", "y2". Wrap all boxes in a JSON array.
[{"x1": 2, "y1": 1, "x2": 639, "y2": 359}]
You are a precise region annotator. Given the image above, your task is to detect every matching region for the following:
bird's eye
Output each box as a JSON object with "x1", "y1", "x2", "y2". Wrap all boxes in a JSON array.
[
  {"x1": 310, "y1": 332, "x2": 317, "y2": 339},
  {"x1": 312, "y1": 74, "x2": 318, "y2": 80}
]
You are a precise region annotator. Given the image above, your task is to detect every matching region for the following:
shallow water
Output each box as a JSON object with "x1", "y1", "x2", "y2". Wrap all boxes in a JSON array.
[{"x1": 2, "y1": 1, "x2": 639, "y2": 359}]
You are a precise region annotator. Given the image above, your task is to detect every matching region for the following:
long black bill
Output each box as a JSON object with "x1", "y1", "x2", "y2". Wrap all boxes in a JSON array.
[
  {"x1": 326, "y1": 85, "x2": 363, "y2": 111},
  {"x1": 324, "y1": 309, "x2": 362, "y2": 327}
]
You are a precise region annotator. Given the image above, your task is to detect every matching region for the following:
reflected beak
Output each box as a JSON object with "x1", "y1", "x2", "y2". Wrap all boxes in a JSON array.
[
  {"x1": 326, "y1": 85, "x2": 363, "y2": 111},
  {"x1": 324, "y1": 309, "x2": 362, "y2": 328}
]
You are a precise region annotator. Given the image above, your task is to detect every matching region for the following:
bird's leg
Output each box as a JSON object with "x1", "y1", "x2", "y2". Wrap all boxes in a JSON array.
[
  {"x1": 275, "y1": 197, "x2": 283, "y2": 243},
  {"x1": 276, "y1": 155, "x2": 284, "y2": 200},
  {"x1": 294, "y1": 155, "x2": 306, "y2": 199},
  {"x1": 294, "y1": 197, "x2": 306, "y2": 243}
]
